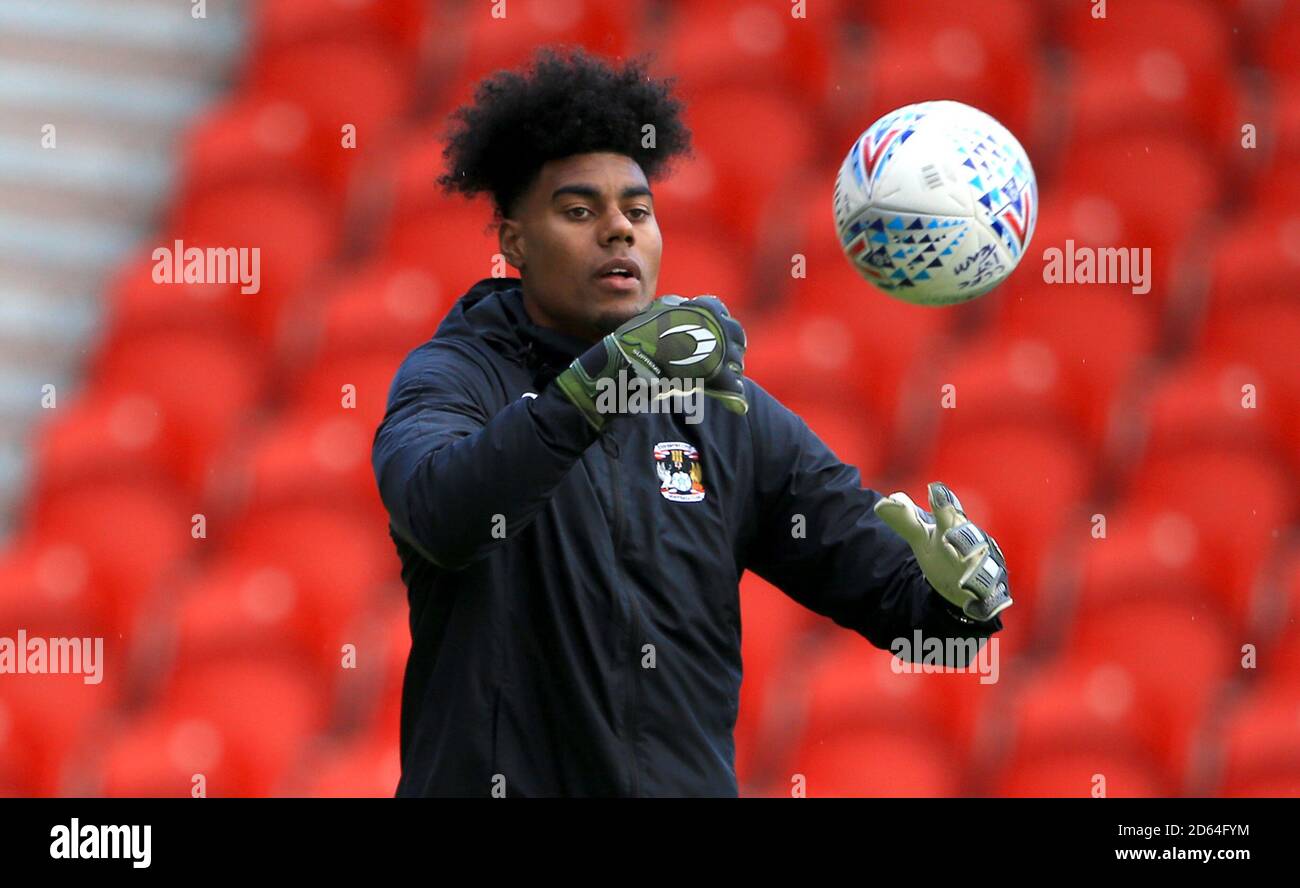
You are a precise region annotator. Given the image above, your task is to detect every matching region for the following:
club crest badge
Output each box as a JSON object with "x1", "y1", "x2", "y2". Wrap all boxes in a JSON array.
[{"x1": 653, "y1": 441, "x2": 705, "y2": 503}]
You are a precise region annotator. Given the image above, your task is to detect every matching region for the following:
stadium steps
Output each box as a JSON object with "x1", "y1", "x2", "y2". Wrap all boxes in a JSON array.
[{"x1": 0, "y1": 0, "x2": 247, "y2": 540}]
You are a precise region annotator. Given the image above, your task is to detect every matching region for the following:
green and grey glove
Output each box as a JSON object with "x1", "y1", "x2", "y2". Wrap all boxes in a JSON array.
[
  {"x1": 554, "y1": 294, "x2": 747, "y2": 431},
  {"x1": 873, "y1": 481, "x2": 1013, "y2": 623}
]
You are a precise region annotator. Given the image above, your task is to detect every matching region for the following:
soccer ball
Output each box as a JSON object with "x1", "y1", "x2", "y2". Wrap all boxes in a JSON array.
[{"x1": 832, "y1": 100, "x2": 1037, "y2": 306}]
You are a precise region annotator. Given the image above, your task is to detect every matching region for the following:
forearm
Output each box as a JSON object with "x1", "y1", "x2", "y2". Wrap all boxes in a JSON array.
[
  {"x1": 378, "y1": 384, "x2": 602, "y2": 569},
  {"x1": 855, "y1": 556, "x2": 1002, "y2": 665}
]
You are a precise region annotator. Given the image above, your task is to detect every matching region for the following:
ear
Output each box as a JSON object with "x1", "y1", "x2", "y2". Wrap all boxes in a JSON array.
[{"x1": 498, "y1": 218, "x2": 524, "y2": 270}]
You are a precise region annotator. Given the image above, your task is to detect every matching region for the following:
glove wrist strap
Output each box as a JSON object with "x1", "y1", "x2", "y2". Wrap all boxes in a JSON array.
[{"x1": 554, "y1": 337, "x2": 626, "y2": 432}]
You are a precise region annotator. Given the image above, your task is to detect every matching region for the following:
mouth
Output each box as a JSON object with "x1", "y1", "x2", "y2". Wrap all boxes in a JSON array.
[{"x1": 594, "y1": 257, "x2": 642, "y2": 292}]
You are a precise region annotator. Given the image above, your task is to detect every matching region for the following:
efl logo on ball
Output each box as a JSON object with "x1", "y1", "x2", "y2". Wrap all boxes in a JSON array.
[{"x1": 833, "y1": 100, "x2": 1038, "y2": 306}]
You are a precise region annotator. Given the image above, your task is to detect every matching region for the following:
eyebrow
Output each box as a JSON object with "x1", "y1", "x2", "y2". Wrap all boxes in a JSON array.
[{"x1": 550, "y1": 184, "x2": 654, "y2": 202}]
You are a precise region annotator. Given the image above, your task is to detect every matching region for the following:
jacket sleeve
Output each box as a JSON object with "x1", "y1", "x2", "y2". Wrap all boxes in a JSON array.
[
  {"x1": 741, "y1": 381, "x2": 1003, "y2": 665},
  {"x1": 371, "y1": 343, "x2": 601, "y2": 570}
]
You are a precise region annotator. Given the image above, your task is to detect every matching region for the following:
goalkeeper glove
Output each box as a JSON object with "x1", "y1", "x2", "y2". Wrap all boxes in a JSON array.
[
  {"x1": 554, "y1": 294, "x2": 747, "y2": 431},
  {"x1": 873, "y1": 481, "x2": 1013, "y2": 623}
]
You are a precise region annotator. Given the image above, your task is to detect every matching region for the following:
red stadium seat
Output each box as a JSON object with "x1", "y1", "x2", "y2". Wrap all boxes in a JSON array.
[
  {"x1": 246, "y1": 36, "x2": 414, "y2": 192},
  {"x1": 1026, "y1": 191, "x2": 1162, "y2": 320},
  {"x1": 735, "y1": 571, "x2": 818, "y2": 787},
  {"x1": 253, "y1": 0, "x2": 432, "y2": 61},
  {"x1": 378, "y1": 202, "x2": 502, "y2": 285},
  {"x1": 301, "y1": 729, "x2": 400, "y2": 798},
  {"x1": 775, "y1": 727, "x2": 962, "y2": 797},
  {"x1": 676, "y1": 89, "x2": 818, "y2": 256},
  {"x1": 102, "y1": 251, "x2": 246, "y2": 342},
  {"x1": 221, "y1": 504, "x2": 395, "y2": 614},
  {"x1": 0, "y1": 537, "x2": 99, "y2": 637},
  {"x1": 1124, "y1": 449, "x2": 1294, "y2": 629},
  {"x1": 1064, "y1": 45, "x2": 1242, "y2": 157},
  {"x1": 1200, "y1": 302, "x2": 1300, "y2": 475},
  {"x1": 88, "y1": 329, "x2": 265, "y2": 492},
  {"x1": 1055, "y1": 133, "x2": 1220, "y2": 302},
  {"x1": 1057, "y1": 0, "x2": 1238, "y2": 153},
  {"x1": 1073, "y1": 504, "x2": 1216, "y2": 617},
  {"x1": 381, "y1": 121, "x2": 450, "y2": 224},
  {"x1": 917, "y1": 420, "x2": 1093, "y2": 645},
  {"x1": 855, "y1": 0, "x2": 1044, "y2": 153},
  {"x1": 1202, "y1": 214, "x2": 1300, "y2": 329},
  {"x1": 1217, "y1": 677, "x2": 1300, "y2": 796},
  {"x1": 653, "y1": 220, "x2": 753, "y2": 314},
  {"x1": 23, "y1": 481, "x2": 191, "y2": 641},
  {"x1": 825, "y1": 21, "x2": 1043, "y2": 164},
  {"x1": 857, "y1": 0, "x2": 1041, "y2": 45},
  {"x1": 1256, "y1": 548, "x2": 1300, "y2": 681},
  {"x1": 784, "y1": 160, "x2": 859, "y2": 271},
  {"x1": 1002, "y1": 658, "x2": 1163, "y2": 779},
  {"x1": 103, "y1": 657, "x2": 328, "y2": 796},
  {"x1": 992, "y1": 282, "x2": 1155, "y2": 450},
  {"x1": 1268, "y1": 79, "x2": 1300, "y2": 168},
  {"x1": 29, "y1": 386, "x2": 179, "y2": 501},
  {"x1": 168, "y1": 505, "x2": 395, "y2": 684},
  {"x1": 750, "y1": 252, "x2": 952, "y2": 444},
  {"x1": 1247, "y1": 162, "x2": 1300, "y2": 225},
  {"x1": 0, "y1": 671, "x2": 121, "y2": 796},
  {"x1": 441, "y1": 0, "x2": 646, "y2": 111},
  {"x1": 98, "y1": 708, "x2": 252, "y2": 797},
  {"x1": 995, "y1": 749, "x2": 1168, "y2": 797},
  {"x1": 1262, "y1": 3, "x2": 1300, "y2": 86},
  {"x1": 178, "y1": 92, "x2": 321, "y2": 198},
  {"x1": 1223, "y1": 769, "x2": 1300, "y2": 797},
  {"x1": 922, "y1": 330, "x2": 1097, "y2": 458},
  {"x1": 1062, "y1": 599, "x2": 1237, "y2": 781},
  {"x1": 357, "y1": 602, "x2": 412, "y2": 744},
  {"x1": 1060, "y1": 0, "x2": 1232, "y2": 76},
  {"x1": 298, "y1": 259, "x2": 453, "y2": 364},
  {"x1": 788, "y1": 629, "x2": 1001, "y2": 772},
  {"x1": 658, "y1": 2, "x2": 834, "y2": 104},
  {"x1": 1135, "y1": 352, "x2": 1295, "y2": 481},
  {"x1": 1227, "y1": 0, "x2": 1290, "y2": 30},
  {"x1": 169, "y1": 180, "x2": 339, "y2": 342},
  {"x1": 647, "y1": 125, "x2": 736, "y2": 224},
  {"x1": 782, "y1": 397, "x2": 885, "y2": 482},
  {"x1": 227, "y1": 406, "x2": 387, "y2": 526},
  {"x1": 1268, "y1": 548, "x2": 1300, "y2": 665},
  {"x1": 292, "y1": 351, "x2": 406, "y2": 433},
  {"x1": 0, "y1": 544, "x2": 126, "y2": 790},
  {"x1": 743, "y1": 307, "x2": 874, "y2": 432}
]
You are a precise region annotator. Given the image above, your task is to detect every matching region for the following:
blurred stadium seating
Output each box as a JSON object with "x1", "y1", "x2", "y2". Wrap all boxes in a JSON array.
[{"x1": 0, "y1": 0, "x2": 1295, "y2": 797}]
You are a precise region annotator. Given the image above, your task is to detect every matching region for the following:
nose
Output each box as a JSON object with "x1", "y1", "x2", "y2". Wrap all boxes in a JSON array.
[{"x1": 602, "y1": 207, "x2": 635, "y2": 244}]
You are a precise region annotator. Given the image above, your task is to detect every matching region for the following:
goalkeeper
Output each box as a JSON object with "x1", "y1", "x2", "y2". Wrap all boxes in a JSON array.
[{"x1": 371, "y1": 47, "x2": 1010, "y2": 798}]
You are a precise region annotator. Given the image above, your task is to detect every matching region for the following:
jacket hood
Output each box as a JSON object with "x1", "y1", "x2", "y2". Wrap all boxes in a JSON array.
[{"x1": 432, "y1": 276, "x2": 596, "y2": 388}]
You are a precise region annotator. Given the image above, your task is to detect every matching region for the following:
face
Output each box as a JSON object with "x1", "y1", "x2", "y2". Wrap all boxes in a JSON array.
[{"x1": 499, "y1": 152, "x2": 662, "y2": 343}]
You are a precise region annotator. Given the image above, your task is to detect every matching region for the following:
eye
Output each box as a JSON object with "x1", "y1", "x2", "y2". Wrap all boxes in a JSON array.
[
  {"x1": 566, "y1": 206, "x2": 592, "y2": 219},
  {"x1": 627, "y1": 207, "x2": 651, "y2": 220}
]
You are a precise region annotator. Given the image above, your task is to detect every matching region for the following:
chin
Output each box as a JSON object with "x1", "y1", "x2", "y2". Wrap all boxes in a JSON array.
[{"x1": 593, "y1": 303, "x2": 643, "y2": 335}]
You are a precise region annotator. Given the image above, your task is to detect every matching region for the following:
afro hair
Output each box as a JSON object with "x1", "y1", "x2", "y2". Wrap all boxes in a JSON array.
[{"x1": 436, "y1": 45, "x2": 693, "y2": 223}]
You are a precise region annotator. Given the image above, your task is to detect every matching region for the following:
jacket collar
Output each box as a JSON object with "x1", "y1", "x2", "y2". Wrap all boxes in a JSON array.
[{"x1": 435, "y1": 276, "x2": 595, "y2": 386}]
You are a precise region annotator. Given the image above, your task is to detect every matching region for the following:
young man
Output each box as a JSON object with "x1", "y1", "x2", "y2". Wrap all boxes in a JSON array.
[{"x1": 372, "y1": 47, "x2": 1012, "y2": 798}]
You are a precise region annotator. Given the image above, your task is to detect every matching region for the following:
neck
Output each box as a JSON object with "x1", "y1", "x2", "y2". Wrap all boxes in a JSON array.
[{"x1": 520, "y1": 282, "x2": 601, "y2": 344}]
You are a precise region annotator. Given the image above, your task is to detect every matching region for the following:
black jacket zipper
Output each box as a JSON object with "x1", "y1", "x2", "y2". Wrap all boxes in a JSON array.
[{"x1": 603, "y1": 432, "x2": 642, "y2": 798}]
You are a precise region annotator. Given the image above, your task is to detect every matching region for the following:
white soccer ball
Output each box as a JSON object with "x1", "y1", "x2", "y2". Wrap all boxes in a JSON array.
[{"x1": 832, "y1": 100, "x2": 1038, "y2": 305}]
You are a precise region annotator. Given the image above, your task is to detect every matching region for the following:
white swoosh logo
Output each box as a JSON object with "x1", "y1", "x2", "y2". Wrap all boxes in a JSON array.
[{"x1": 660, "y1": 324, "x2": 717, "y2": 366}]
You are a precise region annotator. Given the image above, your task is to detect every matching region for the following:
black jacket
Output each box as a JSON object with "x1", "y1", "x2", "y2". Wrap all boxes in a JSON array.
[{"x1": 371, "y1": 277, "x2": 1003, "y2": 797}]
